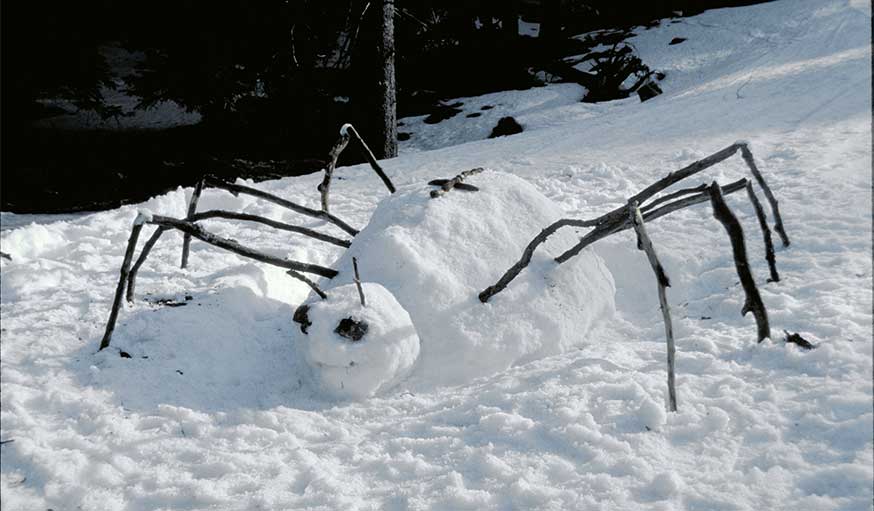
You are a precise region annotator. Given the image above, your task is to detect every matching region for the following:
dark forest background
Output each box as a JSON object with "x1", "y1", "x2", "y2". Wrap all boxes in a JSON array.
[{"x1": 1, "y1": 0, "x2": 769, "y2": 213}]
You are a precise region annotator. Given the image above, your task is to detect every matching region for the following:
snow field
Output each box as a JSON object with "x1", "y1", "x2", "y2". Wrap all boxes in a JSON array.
[{"x1": 1, "y1": 0, "x2": 871, "y2": 509}]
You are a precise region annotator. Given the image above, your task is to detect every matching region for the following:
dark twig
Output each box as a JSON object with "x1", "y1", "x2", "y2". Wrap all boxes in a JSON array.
[
  {"x1": 204, "y1": 177, "x2": 359, "y2": 236},
  {"x1": 431, "y1": 168, "x2": 485, "y2": 198},
  {"x1": 149, "y1": 215, "x2": 339, "y2": 278},
  {"x1": 100, "y1": 213, "x2": 147, "y2": 351},
  {"x1": 126, "y1": 226, "x2": 167, "y2": 302},
  {"x1": 479, "y1": 179, "x2": 747, "y2": 302},
  {"x1": 739, "y1": 144, "x2": 789, "y2": 247},
  {"x1": 340, "y1": 124, "x2": 395, "y2": 193},
  {"x1": 181, "y1": 179, "x2": 204, "y2": 269},
  {"x1": 190, "y1": 210, "x2": 351, "y2": 248},
  {"x1": 745, "y1": 181, "x2": 780, "y2": 282},
  {"x1": 427, "y1": 179, "x2": 479, "y2": 192},
  {"x1": 287, "y1": 270, "x2": 328, "y2": 300},
  {"x1": 344, "y1": 124, "x2": 396, "y2": 194},
  {"x1": 352, "y1": 257, "x2": 366, "y2": 307},
  {"x1": 709, "y1": 182, "x2": 770, "y2": 342},
  {"x1": 0, "y1": 251, "x2": 11, "y2": 261},
  {"x1": 629, "y1": 201, "x2": 677, "y2": 412}
]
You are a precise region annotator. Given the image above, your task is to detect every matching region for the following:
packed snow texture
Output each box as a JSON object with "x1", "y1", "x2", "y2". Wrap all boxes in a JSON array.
[
  {"x1": 1, "y1": 1, "x2": 872, "y2": 509},
  {"x1": 323, "y1": 170, "x2": 615, "y2": 388},
  {"x1": 303, "y1": 283, "x2": 420, "y2": 399}
]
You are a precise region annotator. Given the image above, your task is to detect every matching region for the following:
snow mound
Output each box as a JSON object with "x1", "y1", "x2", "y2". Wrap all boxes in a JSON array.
[
  {"x1": 303, "y1": 283, "x2": 420, "y2": 399},
  {"x1": 323, "y1": 170, "x2": 616, "y2": 387}
]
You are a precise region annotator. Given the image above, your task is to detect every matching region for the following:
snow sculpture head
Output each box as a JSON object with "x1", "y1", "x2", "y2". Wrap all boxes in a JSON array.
[
  {"x1": 296, "y1": 169, "x2": 616, "y2": 399},
  {"x1": 301, "y1": 282, "x2": 420, "y2": 399}
]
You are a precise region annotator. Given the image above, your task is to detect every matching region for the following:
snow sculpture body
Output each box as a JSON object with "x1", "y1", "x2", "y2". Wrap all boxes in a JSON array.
[{"x1": 296, "y1": 170, "x2": 616, "y2": 398}]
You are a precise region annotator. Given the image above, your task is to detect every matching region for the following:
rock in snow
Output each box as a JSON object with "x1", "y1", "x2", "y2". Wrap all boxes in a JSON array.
[{"x1": 298, "y1": 170, "x2": 615, "y2": 396}]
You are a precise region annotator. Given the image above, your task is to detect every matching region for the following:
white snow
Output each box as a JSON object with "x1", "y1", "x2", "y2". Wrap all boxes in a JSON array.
[
  {"x1": 303, "y1": 283, "x2": 420, "y2": 399},
  {"x1": 2, "y1": 1, "x2": 872, "y2": 509}
]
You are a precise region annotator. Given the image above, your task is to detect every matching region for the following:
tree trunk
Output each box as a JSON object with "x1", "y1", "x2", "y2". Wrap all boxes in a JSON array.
[{"x1": 377, "y1": 0, "x2": 398, "y2": 159}]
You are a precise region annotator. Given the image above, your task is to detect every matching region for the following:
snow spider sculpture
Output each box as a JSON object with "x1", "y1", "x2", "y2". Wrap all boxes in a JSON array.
[{"x1": 100, "y1": 125, "x2": 788, "y2": 407}]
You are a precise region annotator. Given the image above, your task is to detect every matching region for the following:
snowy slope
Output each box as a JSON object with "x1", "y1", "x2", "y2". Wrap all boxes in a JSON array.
[{"x1": 1, "y1": 1, "x2": 871, "y2": 509}]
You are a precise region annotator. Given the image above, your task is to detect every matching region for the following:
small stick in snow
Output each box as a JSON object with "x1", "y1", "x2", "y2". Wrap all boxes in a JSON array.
[
  {"x1": 126, "y1": 226, "x2": 167, "y2": 302},
  {"x1": 287, "y1": 269, "x2": 328, "y2": 300},
  {"x1": 345, "y1": 124, "x2": 397, "y2": 194},
  {"x1": 181, "y1": 179, "x2": 204, "y2": 269},
  {"x1": 709, "y1": 182, "x2": 770, "y2": 342},
  {"x1": 739, "y1": 144, "x2": 789, "y2": 247},
  {"x1": 353, "y1": 257, "x2": 366, "y2": 307},
  {"x1": 629, "y1": 201, "x2": 677, "y2": 412},
  {"x1": 100, "y1": 214, "x2": 147, "y2": 351},
  {"x1": 745, "y1": 181, "x2": 780, "y2": 282},
  {"x1": 0, "y1": 251, "x2": 11, "y2": 261},
  {"x1": 430, "y1": 168, "x2": 485, "y2": 198},
  {"x1": 427, "y1": 179, "x2": 479, "y2": 192}
]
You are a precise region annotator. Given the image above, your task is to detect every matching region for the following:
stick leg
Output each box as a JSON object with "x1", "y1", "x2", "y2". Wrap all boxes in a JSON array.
[
  {"x1": 709, "y1": 182, "x2": 770, "y2": 342},
  {"x1": 745, "y1": 181, "x2": 780, "y2": 282},
  {"x1": 629, "y1": 202, "x2": 677, "y2": 412},
  {"x1": 127, "y1": 226, "x2": 167, "y2": 303},
  {"x1": 100, "y1": 218, "x2": 146, "y2": 351},
  {"x1": 181, "y1": 179, "x2": 204, "y2": 269},
  {"x1": 739, "y1": 144, "x2": 789, "y2": 247}
]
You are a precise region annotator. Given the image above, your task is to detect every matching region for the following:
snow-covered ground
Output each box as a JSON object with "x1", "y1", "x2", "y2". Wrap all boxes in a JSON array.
[{"x1": 2, "y1": 0, "x2": 871, "y2": 509}]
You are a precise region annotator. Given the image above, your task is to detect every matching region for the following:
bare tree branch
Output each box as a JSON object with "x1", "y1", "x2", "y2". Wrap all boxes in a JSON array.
[
  {"x1": 204, "y1": 177, "x2": 359, "y2": 236},
  {"x1": 190, "y1": 210, "x2": 351, "y2": 248},
  {"x1": 709, "y1": 183, "x2": 770, "y2": 341},
  {"x1": 181, "y1": 179, "x2": 204, "y2": 269},
  {"x1": 629, "y1": 201, "x2": 677, "y2": 412}
]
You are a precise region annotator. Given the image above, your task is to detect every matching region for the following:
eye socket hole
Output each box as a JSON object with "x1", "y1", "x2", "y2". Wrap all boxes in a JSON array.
[{"x1": 335, "y1": 317, "x2": 369, "y2": 342}]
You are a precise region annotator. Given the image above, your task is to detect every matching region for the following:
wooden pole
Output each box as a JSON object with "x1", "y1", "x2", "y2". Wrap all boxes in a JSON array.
[
  {"x1": 149, "y1": 215, "x2": 339, "y2": 278},
  {"x1": 190, "y1": 210, "x2": 351, "y2": 248},
  {"x1": 739, "y1": 144, "x2": 789, "y2": 247},
  {"x1": 126, "y1": 226, "x2": 167, "y2": 303},
  {"x1": 345, "y1": 124, "x2": 397, "y2": 193},
  {"x1": 629, "y1": 201, "x2": 677, "y2": 412},
  {"x1": 204, "y1": 177, "x2": 359, "y2": 236},
  {"x1": 100, "y1": 213, "x2": 147, "y2": 351},
  {"x1": 745, "y1": 181, "x2": 780, "y2": 282},
  {"x1": 709, "y1": 182, "x2": 771, "y2": 342},
  {"x1": 181, "y1": 179, "x2": 204, "y2": 269}
]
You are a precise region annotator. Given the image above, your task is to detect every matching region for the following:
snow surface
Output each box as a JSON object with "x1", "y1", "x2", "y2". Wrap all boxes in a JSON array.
[{"x1": 2, "y1": 1, "x2": 872, "y2": 509}]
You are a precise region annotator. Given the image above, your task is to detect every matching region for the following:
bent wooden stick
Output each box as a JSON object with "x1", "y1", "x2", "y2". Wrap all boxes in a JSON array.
[
  {"x1": 629, "y1": 201, "x2": 677, "y2": 412},
  {"x1": 181, "y1": 179, "x2": 204, "y2": 269},
  {"x1": 709, "y1": 183, "x2": 770, "y2": 341},
  {"x1": 100, "y1": 213, "x2": 147, "y2": 350}
]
